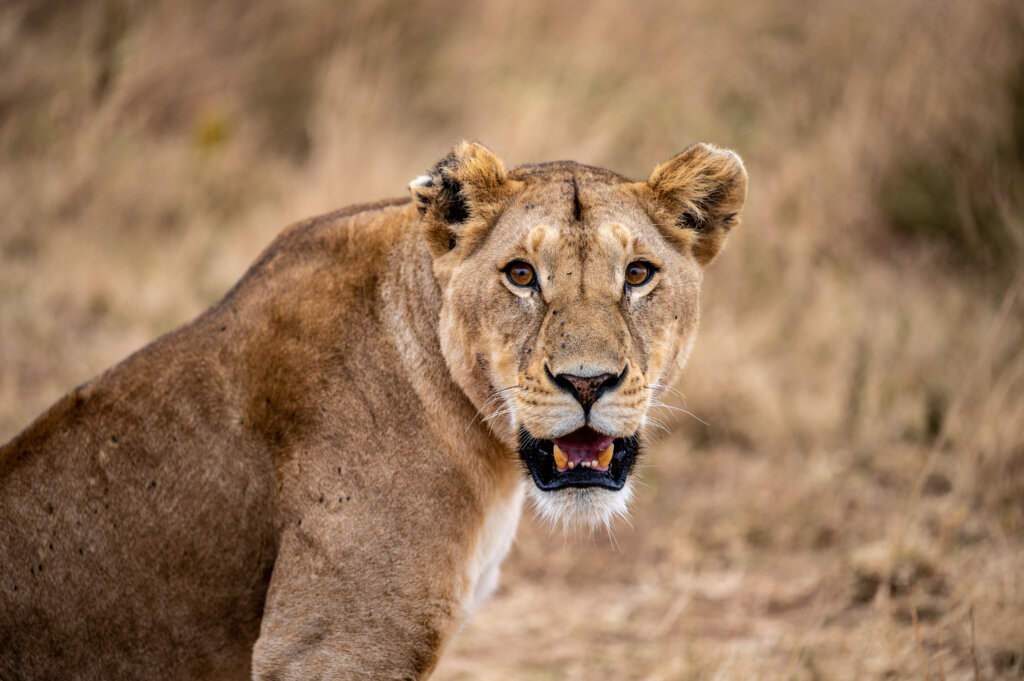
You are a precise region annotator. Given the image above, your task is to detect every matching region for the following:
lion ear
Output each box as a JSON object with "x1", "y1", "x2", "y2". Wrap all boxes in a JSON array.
[
  {"x1": 410, "y1": 141, "x2": 512, "y2": 257},
  {"x1": 645, "y1": 143, "x2": 748, "y2": 266}
]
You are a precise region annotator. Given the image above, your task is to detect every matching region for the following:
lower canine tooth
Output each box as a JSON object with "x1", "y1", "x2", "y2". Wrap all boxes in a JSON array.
[
  {"x1": 552, "y1": 444, "x2": 568, "y2": 470},
  {"x1": 598, "y1": 443, "x2": 614, "y2": 469}
]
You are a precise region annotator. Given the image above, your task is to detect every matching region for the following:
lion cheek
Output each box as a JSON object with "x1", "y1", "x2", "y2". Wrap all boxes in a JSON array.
[{"x1": 438, "y1": 307, "x2": 487, "y2": 402}]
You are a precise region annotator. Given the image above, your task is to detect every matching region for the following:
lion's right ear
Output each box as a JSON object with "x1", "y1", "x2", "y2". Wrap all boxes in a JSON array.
[{"x1": 410, "y1": 141, "x2": 514, "y2": 258}]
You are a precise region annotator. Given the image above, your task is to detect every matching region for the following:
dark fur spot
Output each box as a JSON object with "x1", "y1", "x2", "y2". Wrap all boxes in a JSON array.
[
  {"x1": 440, "y1": 175, "x2": 468, "y2": 224},
  {"x1": 110, "y1": 435, "x2": 118, "y2": 443},
  {"x1": 677, "y1": 212, "x2": 700, "y2": 230},
  {"x1": 571, "y1": 177, "x2": 583, "y2": 222},
  {"x1": 319, "y1": 495, "x2": 324, "y2": 503}
]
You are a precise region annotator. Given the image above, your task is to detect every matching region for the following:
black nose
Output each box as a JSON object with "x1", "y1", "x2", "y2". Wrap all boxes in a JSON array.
[{"x1": 550, "y1": 369, "x2": 624, "y2": 411}]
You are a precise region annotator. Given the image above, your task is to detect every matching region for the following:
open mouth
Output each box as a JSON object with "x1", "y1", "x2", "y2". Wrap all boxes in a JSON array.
[{"x1": 518, "y1": 425, "x2": 639, "y2": 491}]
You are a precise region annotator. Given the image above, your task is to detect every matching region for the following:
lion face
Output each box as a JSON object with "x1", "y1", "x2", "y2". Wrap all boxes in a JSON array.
[{"x1": 412, "y1": 143, "x2": 747, "y2": 530}]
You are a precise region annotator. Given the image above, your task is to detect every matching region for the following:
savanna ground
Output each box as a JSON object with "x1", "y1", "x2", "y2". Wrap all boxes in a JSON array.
[{"x1": 1, "y1": 1, "x2": 1022, "y2": 678}]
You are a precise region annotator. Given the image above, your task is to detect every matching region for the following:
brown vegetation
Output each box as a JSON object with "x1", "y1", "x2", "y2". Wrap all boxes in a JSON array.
[{"x1": 1, "y1": 0, "x2": 1022, "y2": 678}]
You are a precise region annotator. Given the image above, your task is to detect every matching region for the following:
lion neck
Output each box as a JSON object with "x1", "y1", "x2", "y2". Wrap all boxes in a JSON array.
[{"x1": 377, "y1": 214, "x2": 517, "y2": 488}]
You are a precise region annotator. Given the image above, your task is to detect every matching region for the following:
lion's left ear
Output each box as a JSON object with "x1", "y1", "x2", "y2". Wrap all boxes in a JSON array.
[
  {"x1": 644, "y1": 143, "x2": 748, "y2": 266},
  {"x1": 410, "y1": 141, "x2": 514, "y2": 258}
]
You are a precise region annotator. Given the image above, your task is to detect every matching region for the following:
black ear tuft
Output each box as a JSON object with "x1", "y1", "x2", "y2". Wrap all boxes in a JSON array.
[
  {"x1": 676, "y1": 211, "x2": 704, "y2": 231},
  {"x1": 439, "y1": 173, "x2": 469, "y2": 225},
  {"x1": 410, "y1": 141, "x2": 514, "y2": 258}
]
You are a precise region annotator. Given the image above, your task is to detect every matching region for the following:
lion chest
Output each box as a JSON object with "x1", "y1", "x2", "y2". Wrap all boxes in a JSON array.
[{"x1": 464, "y1": 480, "x2": 525, "y2": 614}]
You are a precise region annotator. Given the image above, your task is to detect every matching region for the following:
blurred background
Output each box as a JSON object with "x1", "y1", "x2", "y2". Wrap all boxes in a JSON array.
[{"x1": 1, "y1": 0, "x2": 1022, "y2": 678}]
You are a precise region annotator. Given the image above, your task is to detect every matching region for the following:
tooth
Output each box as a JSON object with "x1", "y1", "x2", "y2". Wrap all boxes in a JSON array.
[
  {"x1": 568, "y1": 460, "x2": 575, "y2": 469},
  {"x1": 598, "y1": 443, "x2": 614, "y2": 469},
  {"x1": 553, "y1": 444, "x2": 568, "y2": 470}
]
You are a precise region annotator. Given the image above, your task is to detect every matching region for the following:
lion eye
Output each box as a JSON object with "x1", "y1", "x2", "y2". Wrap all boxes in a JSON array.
[
  {"x1": 505, "y1": 261, "x2": 537, "y2": 287},
  {"x1": 624, "y1": 261, "x2": 655, "y2": 287}
]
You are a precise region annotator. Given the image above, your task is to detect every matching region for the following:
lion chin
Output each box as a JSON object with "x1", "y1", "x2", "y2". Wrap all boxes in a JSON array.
[{"x1": 527, "y1": 480, "x2": 637, "y2": 534}]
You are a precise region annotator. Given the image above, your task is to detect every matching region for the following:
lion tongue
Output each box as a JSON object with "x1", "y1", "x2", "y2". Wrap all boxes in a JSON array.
[{"x1": 552, "y1": 427, "x2": 615, "y2": 473}]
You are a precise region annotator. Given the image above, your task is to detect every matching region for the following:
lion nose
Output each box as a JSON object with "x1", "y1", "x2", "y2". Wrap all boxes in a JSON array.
[{"x1": 552, "y1": 371, "x2": 622, "y2": 411}]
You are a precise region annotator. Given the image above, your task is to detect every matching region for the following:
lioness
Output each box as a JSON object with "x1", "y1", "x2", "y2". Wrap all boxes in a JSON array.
[{"x1": 0, "y1": 141, "x2": 746, "y2": 679}]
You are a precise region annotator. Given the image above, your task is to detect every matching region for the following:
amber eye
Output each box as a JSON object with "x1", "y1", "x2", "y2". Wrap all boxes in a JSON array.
[
  {"x1": 624, "y1": 261, "x2": 655, "y2": 287},
  {"x1": 505, "y1": 261, "x2": 537, "y2": 287}
]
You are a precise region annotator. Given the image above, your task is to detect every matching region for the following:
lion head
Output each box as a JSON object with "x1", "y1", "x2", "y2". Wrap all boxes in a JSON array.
[{"x1": 411, "y1": 142, "x2": 747, "y2": 530}]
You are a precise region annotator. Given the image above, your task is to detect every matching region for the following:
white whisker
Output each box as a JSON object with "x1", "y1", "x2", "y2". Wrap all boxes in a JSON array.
[
  {"x1": 649, "y1": 400, "x2": 709, "y2": 426},
  {"x1": 465, "y1": 386, "x2": 522, "y2": 432}
]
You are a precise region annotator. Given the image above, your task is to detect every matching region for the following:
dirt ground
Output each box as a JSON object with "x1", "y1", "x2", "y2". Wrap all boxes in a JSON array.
[
  {"x1": 436, "y1": 434, "x2": 1024, "y2": 680},
  {"x1": 1, "y1": 0, "x2": 1022, "y2": 678}
]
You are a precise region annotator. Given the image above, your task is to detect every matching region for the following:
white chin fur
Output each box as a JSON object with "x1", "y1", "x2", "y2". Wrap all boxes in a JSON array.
[{"x1": 526, "y1": 479, "x2": 635, "y2": 536}]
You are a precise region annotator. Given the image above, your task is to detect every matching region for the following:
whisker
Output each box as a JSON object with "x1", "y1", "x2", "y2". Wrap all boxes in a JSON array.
[
  {"x1": 465, "y1": 386, "x2": 522, "y2": 432},
  {"x1": 482, "y1": 407, "x2": 514, "y2": 424},
  {"x1": 645, "y1": 382, "x2": 688, "y2": 401},
  {"x1": 649, "y1": 400, "x2": 709, "y2": 426},
  {"x1": 642, "y1": 416, "x2": 672, "y2": 435},
  {"x1": 488, "y1": 385, "x2": 523, "y2": 398}
]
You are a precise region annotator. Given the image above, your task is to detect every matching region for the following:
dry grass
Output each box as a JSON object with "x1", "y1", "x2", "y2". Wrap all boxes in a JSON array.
[{"x1": 2, "y1": 0, "x2": 1022, "y2": 678}]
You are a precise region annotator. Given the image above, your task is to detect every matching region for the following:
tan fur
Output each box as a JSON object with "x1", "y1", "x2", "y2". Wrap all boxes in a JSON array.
[{"x1": 0, "y1": 142, "x2": 746, "y2": 679}]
